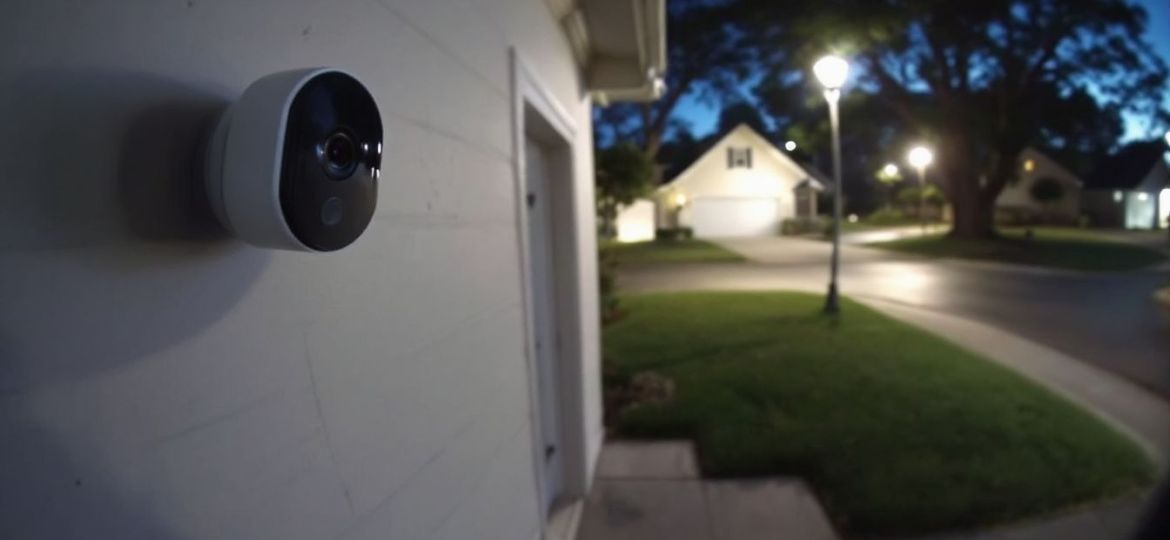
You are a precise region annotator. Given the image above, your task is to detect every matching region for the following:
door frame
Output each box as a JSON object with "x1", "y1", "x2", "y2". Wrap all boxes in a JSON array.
[{"x1": 509, "y1": 48, "x2": 590, "y2": 521}]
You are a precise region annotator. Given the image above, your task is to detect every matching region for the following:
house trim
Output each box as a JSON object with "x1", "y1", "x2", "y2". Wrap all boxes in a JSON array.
[{"x1": 508, "y1": 48, "x2": 590, "y2": 531}]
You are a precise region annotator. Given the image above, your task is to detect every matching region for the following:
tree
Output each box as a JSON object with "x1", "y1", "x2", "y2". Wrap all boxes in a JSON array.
[
  {"x1": 742, "y1": 0, "x2": 1168, "y2": 238},
  {"x1": 595, "y1": 143, "x2": 654, "y2": 239}
]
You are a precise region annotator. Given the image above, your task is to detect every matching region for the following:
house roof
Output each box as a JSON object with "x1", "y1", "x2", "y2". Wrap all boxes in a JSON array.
[
  {"x1": 1021, "y1": 146, "x2": 1082, "y2": 187},
  {"x1": 659, "y1": 123, "x2": 825, "y2": 191},
  {"x1": 1084, "y1": 140, "x2": 1168, "y2": 190}
]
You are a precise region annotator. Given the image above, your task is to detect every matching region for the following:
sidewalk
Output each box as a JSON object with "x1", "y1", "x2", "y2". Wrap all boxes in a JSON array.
[{"x1": 840, "y1": 224, "x2": 946, "y2": 245}]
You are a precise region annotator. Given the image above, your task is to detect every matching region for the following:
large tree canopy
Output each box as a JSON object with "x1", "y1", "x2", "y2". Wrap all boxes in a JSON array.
[{"x1": 745, "y1": 0, "x2": 1168, "y2": 237}]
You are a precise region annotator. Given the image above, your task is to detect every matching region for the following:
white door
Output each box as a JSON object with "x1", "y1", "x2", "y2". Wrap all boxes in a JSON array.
[
  {"x1": 690, "y1": 197, "x2": 782, "y2": 238},
  {"x1": 524, "y1": 137, "x2": 564, "y2": 514}
]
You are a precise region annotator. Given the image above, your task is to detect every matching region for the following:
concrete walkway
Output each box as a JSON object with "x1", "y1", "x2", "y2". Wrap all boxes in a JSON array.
[{"x1": 577, "y1": 441, "x2": 839, "y2": 540}]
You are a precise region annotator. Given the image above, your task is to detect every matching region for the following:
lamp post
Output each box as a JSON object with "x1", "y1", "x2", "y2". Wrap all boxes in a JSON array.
[
  {"x1": 813, "y1": 55, "x2": 848, "y2": 314},
  {"x1": 907, "y1": 146, "x2": 934, "y2": 233}
]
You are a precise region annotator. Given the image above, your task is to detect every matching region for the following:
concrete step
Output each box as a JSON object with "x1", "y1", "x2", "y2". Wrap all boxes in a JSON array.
[{"x1": 578, "y1": 441, "x2": 840, "y2": 540}]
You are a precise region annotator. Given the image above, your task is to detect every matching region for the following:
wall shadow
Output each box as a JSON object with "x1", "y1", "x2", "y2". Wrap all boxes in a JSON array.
[{"x1": 0, "y1": 68, "x2": 270, "y2": 392}]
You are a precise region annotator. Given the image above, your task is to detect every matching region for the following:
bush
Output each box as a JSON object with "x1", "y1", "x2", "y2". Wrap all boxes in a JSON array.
[
  {"x1": 598, "y1": 245, "x2": 621, "y2": 324},
  {"x1": 864, "y1": 207, "x2": 911, "y2": 225},
  {"x1": 781, "y1": 216, "x2": 829, "y2": 235},
  {"x1": 655, "y1": 227, "x2": 694, "y2": 241}
]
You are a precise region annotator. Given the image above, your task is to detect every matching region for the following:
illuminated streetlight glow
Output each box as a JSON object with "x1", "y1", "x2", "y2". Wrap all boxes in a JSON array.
[
  {"x1": 907, "y1": 146, "x2": 934, "y2": 234},
  {"x1": 813, "y1": 55, "x2": 849, "y2": 90},
  {"x1": 882, "y1": 163, "x2": 899, "y2": 177},
  {"x1": 908, "y1": 146, "x2": 934, "y2": 169},
  {"x1": 785, "y1": 140, "x2": 797, "y2": 152}
]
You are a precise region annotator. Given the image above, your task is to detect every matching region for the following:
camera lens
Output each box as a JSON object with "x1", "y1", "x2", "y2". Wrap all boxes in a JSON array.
[{"x1": 321, "y1": 131, "x2": 358, "y2": 179}]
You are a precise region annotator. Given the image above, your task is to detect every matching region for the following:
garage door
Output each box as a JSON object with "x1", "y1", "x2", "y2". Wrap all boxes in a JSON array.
[{"x1": 690, "y1": 197, "x2": 782, "y2": 238}]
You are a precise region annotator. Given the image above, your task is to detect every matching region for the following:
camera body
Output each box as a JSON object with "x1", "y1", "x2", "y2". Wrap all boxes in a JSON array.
[{"x1": 205, "y1": 68, "x2": 383, "y2": 252}]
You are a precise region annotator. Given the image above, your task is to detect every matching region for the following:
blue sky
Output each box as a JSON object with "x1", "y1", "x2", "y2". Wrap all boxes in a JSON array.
[{"x1": 673, "y1": 0, "x2": 1170, "y2": 143}]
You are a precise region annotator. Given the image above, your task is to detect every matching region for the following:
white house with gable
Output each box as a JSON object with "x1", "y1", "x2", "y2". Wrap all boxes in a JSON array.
[
  {"x1": 995, "y1": 147, "x2": 1083, "y2": 224},
  {"x1": 0, "y1": 1, "x2": 664, "y2": 540},
  {"x1": 654, "y1": 124, "x2": 823, "y2": 238}
]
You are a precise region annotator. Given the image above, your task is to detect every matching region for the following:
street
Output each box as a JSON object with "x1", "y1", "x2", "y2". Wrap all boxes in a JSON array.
[{"x1": 618, "y1": 237, "x2": 1170, "y2": 398}]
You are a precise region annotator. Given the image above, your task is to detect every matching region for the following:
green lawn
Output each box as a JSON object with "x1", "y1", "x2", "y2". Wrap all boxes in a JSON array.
[
  {"x1": 604, "y1": 292, "x2": 1154, "y2": 537},
  {"x1": 870, "y1": 228, "x2": 1166, "y2": 271},
  {"x1": 606, "y1": 239, "x2": 745, "y2": 265}
]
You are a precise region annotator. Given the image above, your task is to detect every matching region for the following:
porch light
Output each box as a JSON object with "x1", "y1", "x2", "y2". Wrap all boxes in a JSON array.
[{"x1": 674, "y1": 193, "x2": 688, "y2": 207}]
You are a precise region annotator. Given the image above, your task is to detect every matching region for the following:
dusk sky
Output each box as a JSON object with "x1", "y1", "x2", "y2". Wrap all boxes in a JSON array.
[{"x1": 673, "y1": 0, "x2": 1170, "y2": 144}]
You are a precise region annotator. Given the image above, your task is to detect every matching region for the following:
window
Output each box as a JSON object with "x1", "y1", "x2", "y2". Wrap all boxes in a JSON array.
[{"x1": 727, "y1": 147, "x2": 752, "y2": 169}]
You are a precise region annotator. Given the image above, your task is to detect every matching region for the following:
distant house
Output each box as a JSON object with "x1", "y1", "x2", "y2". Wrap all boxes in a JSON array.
[
  {"x1": 1082, "y1": 140, "x2": 1170, "y2": 229},
  {"x1": 995, "y1": 147, "x2": 1083, "y2": 224},
  {"x1": 654, "y1": 124, "x2": 824, "y2": 238}
]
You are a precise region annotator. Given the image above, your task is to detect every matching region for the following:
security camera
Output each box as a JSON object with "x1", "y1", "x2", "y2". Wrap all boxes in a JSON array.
[{"x1": 205, "y1": 68, "x2": 383, "y2": 251}]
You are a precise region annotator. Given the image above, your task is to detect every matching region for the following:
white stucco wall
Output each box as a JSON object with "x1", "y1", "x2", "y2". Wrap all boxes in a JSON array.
[
  {"x1": 655, "y1": 126, "x2": 808, "y2": 228},
  {"x1": 0, "y1": 1, "x2": 599, "y2": 539},
  {"x1": 996, "y1": 148, "x2": 1082, "y2": 220}
]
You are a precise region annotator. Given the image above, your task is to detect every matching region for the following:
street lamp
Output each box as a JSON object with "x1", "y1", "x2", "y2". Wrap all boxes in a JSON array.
[
  {"x1": 907, "y1": 146, "x2": 934, "y2": 233},
  {"x1": 813, "y1": 55, "x2": 849, "y2": 314},
  {"x1": 785, "y1": 140, "x2": 797, "y2": 152}
]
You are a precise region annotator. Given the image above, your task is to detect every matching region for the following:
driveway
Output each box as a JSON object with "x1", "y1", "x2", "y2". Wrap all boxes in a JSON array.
[{"x1": 619, "y1": 236, "x2": 1170, "y2": 398}]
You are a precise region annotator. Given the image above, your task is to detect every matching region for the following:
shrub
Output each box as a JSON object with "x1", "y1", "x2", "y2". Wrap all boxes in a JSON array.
[
  {"x1": 864, "y1": 207, "x2": 911, "y2": 225},
  {"x1": 781, "y1": 216, "x2": 829, "y2": 235},
  {"x1": 598, "y1": 245, "x2": 621, "y2": 324},
  {"x1": 655, "y1": 227, "x2": 694, "y2": 241}
]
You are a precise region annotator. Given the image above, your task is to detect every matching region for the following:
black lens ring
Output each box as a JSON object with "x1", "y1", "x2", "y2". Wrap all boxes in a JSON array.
[{"x1": 320, "y1": 130, "x2": 359, "y2": 179}]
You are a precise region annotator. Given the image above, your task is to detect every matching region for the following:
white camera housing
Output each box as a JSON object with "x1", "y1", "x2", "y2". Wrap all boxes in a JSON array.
[{"x1": 205, "y1": 67, "x2": 383, "y2": 251}]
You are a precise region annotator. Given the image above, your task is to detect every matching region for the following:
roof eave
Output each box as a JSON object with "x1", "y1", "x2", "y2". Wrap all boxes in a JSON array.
[{"x1": 551, "y1": 0, "x2": 667, "y2": 103}]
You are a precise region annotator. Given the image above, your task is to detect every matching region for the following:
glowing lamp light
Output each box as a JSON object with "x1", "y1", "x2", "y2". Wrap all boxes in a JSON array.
[
  {"x1": 1137, "y1": 192, "x2": 1149, "y2": 201},
  {"x1": 1165, "y1": 130, "x2": 1170, "y2": 147},
  {"x1": 813, "y1": 55, "x2": 849, "y2": 90},
  {"x1": 882, "y1": 163, "x2": 899, "y2": 177},
  {"x1": 908, "y1": 146, "x2": 934, "y2": 169},
  {"x1": 674, "y1": 193, "x2": 688, "y2": 208},
  {"x1": 1023, "y1": 159, "x2": 1035, "y2": 172},
  {"x1": 785, "y1": 140, "x2": 797, "y2": 152},
  {"x1": 848, "y1": 213, "x2": 859, "y2": 223}
]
